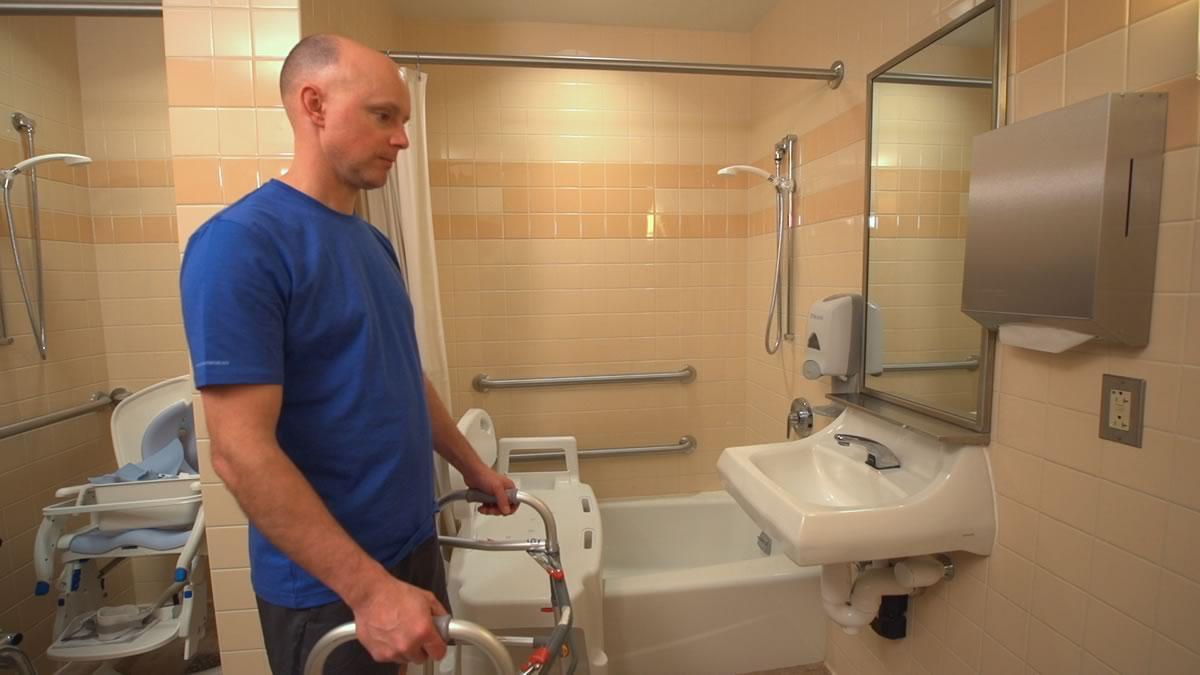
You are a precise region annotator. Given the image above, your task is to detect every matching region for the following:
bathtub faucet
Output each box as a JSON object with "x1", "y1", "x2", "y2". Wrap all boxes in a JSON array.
[{"x1": 833, "y1": 434, "x2": 901, "y2": 470}]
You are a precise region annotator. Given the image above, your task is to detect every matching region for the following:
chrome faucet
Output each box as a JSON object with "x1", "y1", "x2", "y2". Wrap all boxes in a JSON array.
[
  {"x1": 787, "y1": 398, "x2": 845, "y2": 438},
  {"x1": 834, "y1": 434, "x2": 902, "y2": 470}
]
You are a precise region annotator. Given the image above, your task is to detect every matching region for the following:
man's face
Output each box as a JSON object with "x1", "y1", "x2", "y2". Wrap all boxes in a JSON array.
[{"x1": 321, "y1": 57, "x2": 411, "y2": 190}]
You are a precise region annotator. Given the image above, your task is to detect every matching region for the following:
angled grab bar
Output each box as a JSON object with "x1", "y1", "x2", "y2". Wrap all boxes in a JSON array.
[{"x1": 0, "y1": 388, "x2": 130, "y2": 441}]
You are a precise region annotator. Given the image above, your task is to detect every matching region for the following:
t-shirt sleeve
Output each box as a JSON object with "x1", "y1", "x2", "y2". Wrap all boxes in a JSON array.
[{"x1": 180, "y1": 218, "x2": 289, "y2": 387}]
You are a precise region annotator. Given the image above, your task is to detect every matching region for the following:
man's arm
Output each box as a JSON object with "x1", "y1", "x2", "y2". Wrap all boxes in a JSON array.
[
  {"x1": 423, "y1": 377, "x2": 515, "y2": 515},
  {"x1": 202, "y1": 383, "x2": 447, "y2": 665}
]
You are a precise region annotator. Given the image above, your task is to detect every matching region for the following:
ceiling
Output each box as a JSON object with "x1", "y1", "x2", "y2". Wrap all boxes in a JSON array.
[{"x1": 393, "y1": 0, "x2": 779, "y2": 32}]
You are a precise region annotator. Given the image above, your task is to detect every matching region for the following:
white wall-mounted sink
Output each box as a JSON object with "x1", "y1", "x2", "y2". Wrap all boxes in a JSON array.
[{"x1": 718, "y1": 407, "x2": 995, "y2": 566}]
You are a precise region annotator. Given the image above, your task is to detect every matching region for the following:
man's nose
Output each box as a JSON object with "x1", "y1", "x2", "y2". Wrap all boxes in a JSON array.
[{"x1": 391, "y1": 127, "x2": 409, "y2": 150}]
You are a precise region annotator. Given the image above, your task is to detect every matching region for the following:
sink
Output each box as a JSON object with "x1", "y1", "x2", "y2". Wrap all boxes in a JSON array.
[{"x1": 717, "y1": 407, "x2": 995, "y2": 566}]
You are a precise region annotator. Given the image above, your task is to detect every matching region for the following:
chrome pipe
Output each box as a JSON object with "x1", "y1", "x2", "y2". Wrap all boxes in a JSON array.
[
  {"x1": 9, "y1": 111, "x2": 47, "y2": 358},
  {"x1": 0, "y1": 2, "x2": 162, "y2": 16},
  {"x1": 389, "y1": 51, "x2": 845, "y2": 86},
  {"x1": 0, "y1": 387, "x2": 130, "y2": 440},
  {"x1": 473, "y1": 365, "x2": 695, "y2": 391},
  {"x1": 509, "y1": 435, "x2": 695, "y2": 462},
  {"x1": 874, "y1": 72, "x2": 992, "y2": 88},
  {"x1": 880, "y1": 357, "x2": 980, "y2": 373},
  {"x1": 303, "y1": 617, "x2": 515, "y2": 675}
]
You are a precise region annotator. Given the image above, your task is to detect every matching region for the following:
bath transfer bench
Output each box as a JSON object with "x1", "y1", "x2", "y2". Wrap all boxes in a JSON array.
[{"x1": 304, "y1": 489, "x2": 578, "y2": 675}]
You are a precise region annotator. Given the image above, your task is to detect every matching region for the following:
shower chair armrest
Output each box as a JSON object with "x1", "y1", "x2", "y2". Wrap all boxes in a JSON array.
[{"x1": 496, "y1": 436, "x2": 579, "y2": 476}]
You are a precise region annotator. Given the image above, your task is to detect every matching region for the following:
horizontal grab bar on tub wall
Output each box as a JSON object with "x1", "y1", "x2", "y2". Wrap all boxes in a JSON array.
[
  {"x1": 472, "y1": 365, "x2": 697, "y2": 392},
  {"x1": 509, "y1": 435, "x2": 696, "y2": 462}
]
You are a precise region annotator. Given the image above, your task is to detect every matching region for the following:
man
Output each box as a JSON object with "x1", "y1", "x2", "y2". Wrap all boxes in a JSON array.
[{"x1": 179, "y1": 34, "x2": 515, "y2": 674}]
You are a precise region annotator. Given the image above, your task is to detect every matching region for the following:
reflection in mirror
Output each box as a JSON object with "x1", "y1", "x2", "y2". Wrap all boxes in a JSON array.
[{"x1": 863, "y1": 5, "x2": 1001, "y2": 427}]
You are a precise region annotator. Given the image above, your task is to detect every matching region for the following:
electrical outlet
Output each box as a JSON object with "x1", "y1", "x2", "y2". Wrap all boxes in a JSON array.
[
  {"x1": 1108, "y1": 388, "x2": 1132, "y2": 431},
  {"x1": 1100, "y1": 374, "x2": 1145, "y2": 447}
]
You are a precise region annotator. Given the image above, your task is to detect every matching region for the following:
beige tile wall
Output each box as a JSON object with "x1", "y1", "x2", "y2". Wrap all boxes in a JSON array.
[
  {"x1": 76, "y1": 17, "x2": 190, "y2": 396},
  {"x1": 0, "y1": 15, "x2": 131, "y2": 673},
  {"x1": 749, "y1": 0, "x2": 1200, "y2": 673},
  {"x1": 417, "y1": 51, "x2": 755, "y2": 497}
]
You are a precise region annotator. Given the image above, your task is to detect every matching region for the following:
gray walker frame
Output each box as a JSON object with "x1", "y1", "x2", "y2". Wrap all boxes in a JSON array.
[{"x1": 303, "y1": 489, "x2": 577, "y2": 675}]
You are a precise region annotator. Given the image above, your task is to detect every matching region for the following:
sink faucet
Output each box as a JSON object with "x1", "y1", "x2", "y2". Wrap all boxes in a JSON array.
[{"x1": 834, "y1": 434, "x2": 901, "y2": 470}]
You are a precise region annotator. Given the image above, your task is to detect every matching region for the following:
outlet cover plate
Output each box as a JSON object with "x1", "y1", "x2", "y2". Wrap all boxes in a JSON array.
[{"x1": 1099, "y1": 374, "x2": 1146, "y2": 447}]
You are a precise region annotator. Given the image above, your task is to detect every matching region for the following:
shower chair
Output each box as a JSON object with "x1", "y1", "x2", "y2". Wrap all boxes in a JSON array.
[{"x1": 31, "y1": 375, "x2": 209, "y2": 672}]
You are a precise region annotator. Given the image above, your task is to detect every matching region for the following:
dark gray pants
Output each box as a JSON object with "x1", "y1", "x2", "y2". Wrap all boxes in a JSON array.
[{"x1": 257, "y1": 535, "x2": 450, "y2": 675}]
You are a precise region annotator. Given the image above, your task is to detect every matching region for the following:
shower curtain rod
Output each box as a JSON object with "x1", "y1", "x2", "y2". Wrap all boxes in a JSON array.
[
  {"x1": 0, "y1": 1, "x2": 160, "y2": 16},
  {"x1": 388, "y1": 51, "x2": 845, "y2": 88}
]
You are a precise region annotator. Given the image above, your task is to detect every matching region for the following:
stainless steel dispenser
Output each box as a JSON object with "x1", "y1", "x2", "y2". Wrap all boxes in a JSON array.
[{"x1": 962, "y1": 92, "x2": 1168, "y2": 349}]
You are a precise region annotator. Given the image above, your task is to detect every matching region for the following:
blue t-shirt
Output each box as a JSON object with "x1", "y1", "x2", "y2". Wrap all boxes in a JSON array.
[{"x1": 180, "y1": 179, "x2": 435, "y2": 609}]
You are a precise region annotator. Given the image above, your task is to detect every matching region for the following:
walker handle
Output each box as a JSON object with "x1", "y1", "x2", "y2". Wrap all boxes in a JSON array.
[
  {"x1": 461, "y1": 488, "x2": 519, "y2": 506},
  {"x1": 302, "y1": 616, "x2": 515, "y2": 675},
  {"x1": 438, "y1": 489, "x2": 560, "y2": 555}
]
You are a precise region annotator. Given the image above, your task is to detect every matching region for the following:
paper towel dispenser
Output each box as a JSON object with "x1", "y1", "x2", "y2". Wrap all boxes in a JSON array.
[{"x1": 961, "y1": 92, "x2": 1168, "y2": 350}]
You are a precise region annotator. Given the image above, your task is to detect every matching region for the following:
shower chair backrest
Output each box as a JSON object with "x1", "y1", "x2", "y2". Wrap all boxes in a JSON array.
[{"x1": 109, "y1": 375, "x2": 197, "y2": 469}]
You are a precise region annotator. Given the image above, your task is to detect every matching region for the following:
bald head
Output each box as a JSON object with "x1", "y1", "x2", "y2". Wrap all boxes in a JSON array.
[
  {"x1": 277, "y1": 33, "x2": 412, "y2": 194},
  {"x1": 280, "y1": 34, "x2": 404, "y2": 100},
  {"x1": 279, "y1": 33, "x2": 342, "y2": 99}
]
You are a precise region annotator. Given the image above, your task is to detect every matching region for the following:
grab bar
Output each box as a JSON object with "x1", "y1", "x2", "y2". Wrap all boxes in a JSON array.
[
  {"x1": 0, "y1": 387, "x2": 130, "y2": 440},
  {"x1": 473, "y1": 365, "x2": 696, "y2": 392},
  {"x1": 879, "y1": 356, "x2": 979, "y2": 374},
  {"x1": 509, "y1": 435, "x2": 695, "y2": 462}
]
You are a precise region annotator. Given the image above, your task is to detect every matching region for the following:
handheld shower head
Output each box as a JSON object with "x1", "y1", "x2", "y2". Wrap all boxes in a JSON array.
[
  {"x1": 716, "y1": 164, "x2": 775, "y2": 182},
  {"x1": 8, "y1": 153, "x2": 92, "y2": 175}
]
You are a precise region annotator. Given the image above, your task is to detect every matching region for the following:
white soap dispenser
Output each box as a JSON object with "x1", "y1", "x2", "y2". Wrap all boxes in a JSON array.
[{"x1": 802, "y1": 294, "x2": 865, "y2": 381}]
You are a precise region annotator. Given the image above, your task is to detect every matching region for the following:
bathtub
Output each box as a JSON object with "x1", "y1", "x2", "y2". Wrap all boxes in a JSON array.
[{"x1": 600, "y1": 491, "x2": 825, "y2": 675}]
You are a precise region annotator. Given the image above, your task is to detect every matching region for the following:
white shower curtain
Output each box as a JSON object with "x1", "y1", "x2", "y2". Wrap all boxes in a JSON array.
[
  {"x1": 362, "y1": 68, "x2": 456, "y2": 529},
  {"x1": 363, "y1": 67, "x2": 451, "y2": 405}
]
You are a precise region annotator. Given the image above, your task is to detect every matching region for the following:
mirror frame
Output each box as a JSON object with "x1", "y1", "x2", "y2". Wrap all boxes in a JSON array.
[{"x1": 858, "y1": 0, "x2": 1010, "y2": 435}]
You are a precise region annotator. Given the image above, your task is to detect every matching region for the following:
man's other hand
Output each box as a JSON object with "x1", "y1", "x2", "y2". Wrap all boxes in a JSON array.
[{"x1": 463, "y1": 466, "x2": 517, "y2": 516}]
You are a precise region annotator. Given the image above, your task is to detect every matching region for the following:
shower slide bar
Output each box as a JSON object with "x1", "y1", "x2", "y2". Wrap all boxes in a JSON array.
[
  {"x1": 880, "y1": 356, "x2": 980, "y2": 374},
  {"x1": 473, "y1": 365, "x2": 696, "y2": 391},
  {"x1": 388, "y1": 51, "x2": 846, "y2": 88},
  {"x1": 0, "y1": 387, "x2": 130, "y2": 441},
  {"x1": 508, "y1": 435, "x2": 696, "y2": 463}
]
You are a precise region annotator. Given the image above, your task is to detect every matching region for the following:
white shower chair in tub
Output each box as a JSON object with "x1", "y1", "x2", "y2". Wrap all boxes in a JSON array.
[
  {"x1": 31, "y1": 375, "x2": 209, "y2": 670},
  {"x1": 443, "y1": 409, "x2": 606, "y2": 675}
]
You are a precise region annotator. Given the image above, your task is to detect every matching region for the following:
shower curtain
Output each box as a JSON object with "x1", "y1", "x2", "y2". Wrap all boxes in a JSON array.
[{"x1": 362, "y1": 68, "x2": 456, "y2": 531}]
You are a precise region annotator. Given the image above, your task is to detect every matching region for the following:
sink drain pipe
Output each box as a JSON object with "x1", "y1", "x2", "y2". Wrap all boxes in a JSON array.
[{"x1": 820, "y1": 556, "x2": 953, "y2": 636}]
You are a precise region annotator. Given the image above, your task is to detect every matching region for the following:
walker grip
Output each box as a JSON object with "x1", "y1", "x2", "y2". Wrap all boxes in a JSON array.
[
  {"x1": 462, "y1": 488, "x2": 519, "y2": 506},
  {"x1": 433, "y1": 614, "x2": 452, "y2": 642}
]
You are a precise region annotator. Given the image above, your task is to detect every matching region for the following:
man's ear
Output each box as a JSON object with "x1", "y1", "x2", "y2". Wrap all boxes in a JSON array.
[{"x1": 299, "y1": 84, "x2": 326, "y2": 127}]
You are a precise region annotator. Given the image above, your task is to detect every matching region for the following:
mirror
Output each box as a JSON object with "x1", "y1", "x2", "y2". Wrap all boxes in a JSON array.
[{"x1": 861, "y1": 1, "x2": 1007, "y2": 431}]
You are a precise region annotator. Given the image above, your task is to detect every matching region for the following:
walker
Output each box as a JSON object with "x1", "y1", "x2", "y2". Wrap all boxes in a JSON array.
[{"x1": 304, "y1": 489, "x2": 576, "y2": 675}]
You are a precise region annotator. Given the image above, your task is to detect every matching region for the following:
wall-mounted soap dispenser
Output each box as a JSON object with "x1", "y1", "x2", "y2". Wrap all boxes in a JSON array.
[
  {"x1": 803, "y1": 294, "x2": 881, "y2": 380},
  {"x1": 962, "y1": 92, "x2": 1168, "y2": 353}
]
